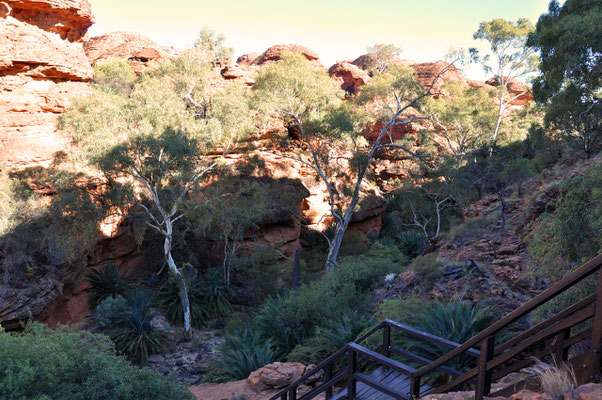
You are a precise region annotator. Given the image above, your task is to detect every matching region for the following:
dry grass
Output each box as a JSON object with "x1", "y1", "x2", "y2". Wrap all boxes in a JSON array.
[{"x1": 529, "y1": 357, "x2": 577, "y2": 400}]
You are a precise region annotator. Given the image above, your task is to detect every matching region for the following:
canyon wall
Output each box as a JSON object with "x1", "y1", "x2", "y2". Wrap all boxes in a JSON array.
[{"x1": 0, "y1": 0, "x2": 93, "y2": 168}]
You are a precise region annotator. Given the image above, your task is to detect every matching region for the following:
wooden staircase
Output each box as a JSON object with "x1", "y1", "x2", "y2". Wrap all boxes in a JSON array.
[{"x1": 269, "y1": 253, "x2": 602, "y2": 400}]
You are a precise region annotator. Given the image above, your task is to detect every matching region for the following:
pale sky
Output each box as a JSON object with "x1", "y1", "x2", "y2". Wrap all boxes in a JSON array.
[{"x1": 88, "y1": 0, "x2": 551, "y2": 79}]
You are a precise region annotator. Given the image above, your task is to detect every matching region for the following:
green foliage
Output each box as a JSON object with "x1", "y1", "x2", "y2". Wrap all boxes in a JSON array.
[
  {"x1": 94, "y1": 295, "x2": 128, "y2": 330},
  {"x1": 446, "y1": 211, "x2": 501, "y2": 241},
  {"x1": 471, "y1": 18, "x2": 537, "y2": 79},
  {"x1": 92, "y1": 60, "x2": 137, "y2": 94},
  {"x1": 254, "y1": 243, "x2": 408, "y2": 357},
  {"x1": 157, "y1": 272, "x2": 233, "y2": 328},
  {"x1": 399, "y1": 300, "x2": 497, "y2": 379},
  {"x1": 365, "y1": 43, "x2": 403, "y2": 74},
  {"x1": 410, "y1": 254, "x2": 445, "y2": 291},
  {"x1": 551, "y1": 164, "x2": 602, "y2": 262},
  {"x1": 501, "y1": 157, "x2": 535, "y2": 197},
  {"x1": 211, "y1": 327, "x2": 278, "y2": 381},
  {"x1": 0, "y1": 323, "x2": 193, "y2": 400},
  {"x1": 395, "y1": 231, "x2": 428, "y2": 257},
  {"x1": 0, "y1": 169, "x2": 99, "y2": 287},
  {"x1": 428, "y1": 81, "x2": 498, "y2": 154},
  {"x1": 109, "y1": 288, "x2": 167, "y2": 366},
  {"x1": 529, "y1": 0, "x2": 602, "y2": 158},
  {"x1": 87, "y1": 263, "x2": 136, "y2": 309},
  {"x1": 287, "y1": 312, "x2": 375, "y2": 364},
  {"x1": 194, "y1": 27, "x2": 234, "y2": 65}
]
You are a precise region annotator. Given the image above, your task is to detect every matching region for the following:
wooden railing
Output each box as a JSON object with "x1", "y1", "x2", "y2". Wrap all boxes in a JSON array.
[
  {"x1": 269, "y1": 253, "x2": 602, "y2": 400},
  {"x1": 269, "y1": 319, "x2": 472, "y2": 400}
]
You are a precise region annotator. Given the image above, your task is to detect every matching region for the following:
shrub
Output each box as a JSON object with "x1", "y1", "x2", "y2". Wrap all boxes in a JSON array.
[
  {"x1": 446, "y1": 211, "x2": 501, "y2": 241},
  {"x1": 157, "y1": 271, "x2": 232, "y2": 328},
  {"x1": 287, "y1": 312, "x2": 375, "y2": 364},
  {"x1": 210, "y1": 327, "x2": 277, "y2": 381},
  {"x1": 87, "y1": 263, "x2": 135, "y2": 309},
  {"x1": 94, "y1": 295, "x2": 128, "y2": 330},
  {"x1": 530, "y1": 358, "x2": 576, "y2": 400},
  {"x1": 551, "y1": 164, "x2": 602, "y2": 262},
  {"x1": 410, "y1": 254, "x2": 445, "y2": 291},
  {"x1": 255, "y1": 243, "x2": 408, "y2": 358},
  {"x1": 0, "y1": 323, "x2": 193, "y2": 400},
  {"x1": 395, "y1": 230, "x2": 428, "y2": 257},
  {"x1": 399, "y1": 300, "x2": 496, "y2": 378},
  {"x1": 92, "y1": 60, "x2": 137, "y2": 94},
  {"x1": 109, "y1": 288, "x2": 167, "y2": 366}
]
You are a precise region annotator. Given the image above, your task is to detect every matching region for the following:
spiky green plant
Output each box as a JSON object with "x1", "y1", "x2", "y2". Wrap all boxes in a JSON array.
[
  {"x1": 156, "y1": 272, "x2": 233, "y2": 328},
  {"x1": 287, "y1": 312, "x2": 375, "y2": 364},
  {"x1": 87, "y1": 263, "x2": 136, "y2": 309},
  {"x1": 110, "y1": 288, "x2": 166, "y2": 366},
  {"x1": 399, "y1": 300, "x2": 496, "y2": 381},
  {"x1": 254, "y1": 293, "x2": 309, "y2": 356},
  {"x1": 211, "y1": 327, "x2": 277, "y2": 381}
]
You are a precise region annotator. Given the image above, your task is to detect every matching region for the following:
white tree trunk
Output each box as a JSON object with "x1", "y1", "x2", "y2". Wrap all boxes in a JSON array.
[{"x1": 164, "y1": 220, "x2": 192, "y2": 338}]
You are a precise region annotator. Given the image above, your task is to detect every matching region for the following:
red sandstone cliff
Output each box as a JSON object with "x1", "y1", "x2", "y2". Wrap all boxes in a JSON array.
[{"x1": 0, "y1": 0, "x2": 94, "y2": 168}]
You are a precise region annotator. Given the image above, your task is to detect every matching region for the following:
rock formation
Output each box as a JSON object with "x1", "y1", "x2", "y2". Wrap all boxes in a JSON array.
[
  {"x1": 410, "y1": 61, "x2": 467, "y2": 97},
  {"x1": 84, "y1": 31, "x2": 179, "y2": 73},
  {"x1": 252, "y1": 44, "x2": 320, "y2": 66},
  {"x1": 328, "y1": 61, "x2": 370, "y2": 95},
  {"x1": 0, "y1": 0, "x2": 94, "y2": 168},
  {"x1": 189, "y1": 362, "x2": 324, "y2": 400}
]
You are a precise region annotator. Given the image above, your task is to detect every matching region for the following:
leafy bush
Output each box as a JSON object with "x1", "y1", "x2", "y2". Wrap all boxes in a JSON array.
[
  {"x1": 0, "y1": 323, "x2": 193, "y2": 400},
  {"x1": 399, "y1": 300, "x2": 496, "y2": 378},
  {"x1": 109, "y1": 288, "x2": 167, "y2": 366},
  {"x1": 255, "y1": 243, "x2": 408, "y2": 357},
  {"x1": 396, "y1": 230, "x2": 428, "y2": 257},
  {"x1": 94, "y1": 295, "x2": 128, "y2": 330},
  {"x1": 287, "y1": 312, "x2": 375, "y2": 364},
  {"x1": 551, "y1": 164, "x2": 602, "y2": 262},
  {"x1": 92, "y1": 59, "x2": 137, "y2": 95},
  {"x1": 87, "y1": 263, "x2": 136, "y2": 309},
  {"x1": 156, "y1": 272, "x2": 233, "y2": 328},
  {"x1": 410, "y1": 254, "x2": 445, "y2": 291},
  {"x1": 210, "y1": 327, "x2": 277, "y2": 381},
  {"x1": 446, "y1": 211, "x2": 501, "y2": 241}
]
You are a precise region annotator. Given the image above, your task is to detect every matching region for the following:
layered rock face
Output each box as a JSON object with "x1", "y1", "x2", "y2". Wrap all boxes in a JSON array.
[
  {"x1": 84, "y1": 31, "x2": 179, "y2": 72},
  {"x1": 0, "y1": 0, "x2": 93, "y2": 168},
  {"x1": 328, "y1": 61, "x2": 369, "y2": 95}
]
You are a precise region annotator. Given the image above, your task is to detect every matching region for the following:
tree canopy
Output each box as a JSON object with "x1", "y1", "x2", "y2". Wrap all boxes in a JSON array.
[{"x1": 528, "y1": 0, "x2": 602, "y2": 158}]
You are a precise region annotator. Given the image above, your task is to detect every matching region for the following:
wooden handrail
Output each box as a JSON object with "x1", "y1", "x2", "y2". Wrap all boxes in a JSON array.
[
  {"x1": 385, "y1": 319, "x2": 480, "y2": 358},
  {"x1": 271, "y1": 253, "x2": 602, "y2": 400},
  {"x1": 414, "y1": 253, "x2": 602, "y2": 380}
]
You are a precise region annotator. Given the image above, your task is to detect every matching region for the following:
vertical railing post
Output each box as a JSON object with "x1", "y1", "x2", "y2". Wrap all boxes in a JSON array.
[
  {"x1": 347, "y1": 348, "x2": 357, "y2": 399},
  {"x1": 409, "y1": 375, "x2": 421, "y2": 400},
  {"x1": 383, "y1": 323, "x2": 391, "y2": 358},
  {"x1": 475, "y1": 335, "x2": 495, "y2": 400},
  {"x1": 325, "y1": 364, "x2": 333, "y2": 399},
  {"x1": 280, "y1": 393, "x2": 287, "y2": 400},
  {"x1": 554, "y1": 328, "x2": 571, "y2": 362},
  {"x1": 290, "y1": 386, "x2": 297, "y2": 400},
  {"x1": 589, "y1": 271, "x2": 602, "y2": 383}
]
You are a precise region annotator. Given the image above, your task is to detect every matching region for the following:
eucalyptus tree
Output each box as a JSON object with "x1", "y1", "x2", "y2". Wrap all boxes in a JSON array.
[
  {"x1": 252, "y1": 53, "x2": 447, "y2": 271},
  {"x1": 471, "y1": 18, "x2": 537, "y2": 145},
  {"x1": 528, "y1": 0, "x2": 602, "y2": 158},
  {"x1": 60, "y1": 52, "x2": 254, "y2": 337}
]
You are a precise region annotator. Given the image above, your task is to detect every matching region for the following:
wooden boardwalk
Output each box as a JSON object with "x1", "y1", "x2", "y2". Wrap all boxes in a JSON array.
[{"x1": 329, "y1": 367, "x2": 432, "y2": 400}]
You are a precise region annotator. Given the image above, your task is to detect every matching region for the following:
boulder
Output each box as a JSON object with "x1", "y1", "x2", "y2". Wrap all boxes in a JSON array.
[
  {"x1": 84, "y1": 31, "x2": 178, "y2": 65},
  {"x1": 237, "y1": 52, "x2": 260, "y2": 66},
  {"x1": 220, "y1": 64, "x2": 257, "y2": 85},
  {"x1": 0, "y1": 0, "x2": 94, "y2": 168},
  {"x1": 328, "y1": 61, "x2": 369, "y2": 94},
  {"x1": 485, "y1": 77, "x2": 533, "y2": 107},
  {"x1": 410, "y1": 61, "x2": 467, "y2": 97},
  {"x1": 246, "y1": 362, "x2": 307, "y2": 392},
  {"x1": 565, "y1": 383, "x2": 602, "y2": 399},
  {"x1": 252, "y1": 44, "x2": 320, "y2": 65}
]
